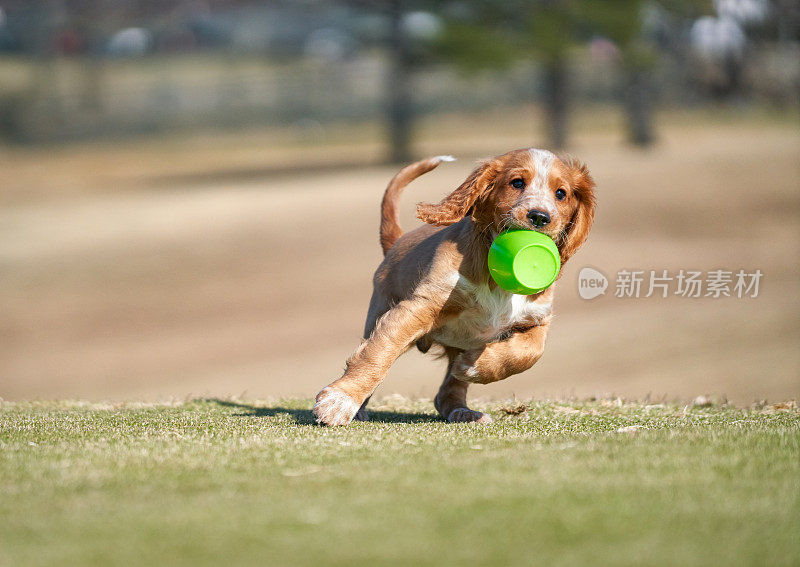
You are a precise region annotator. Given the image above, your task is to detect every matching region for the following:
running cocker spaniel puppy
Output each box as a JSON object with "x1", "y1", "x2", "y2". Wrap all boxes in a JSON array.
[{"x1": 314, "y1": 148, "x2": 596, "y2": 425}]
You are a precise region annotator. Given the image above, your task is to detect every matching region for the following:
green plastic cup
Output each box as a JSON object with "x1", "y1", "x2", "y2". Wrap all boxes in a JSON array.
[{"x1": 488, "y1": 230, "x2": 561, "y2": 294}]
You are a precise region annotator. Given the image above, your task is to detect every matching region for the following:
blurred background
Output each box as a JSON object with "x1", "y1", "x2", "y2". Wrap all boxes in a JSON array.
[{"x1": 0, "y1": 0, "x2": 798, "y2": 405}]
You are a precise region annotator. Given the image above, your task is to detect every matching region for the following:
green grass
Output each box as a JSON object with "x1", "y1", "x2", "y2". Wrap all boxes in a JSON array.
[{"x1": 1, "y1": 398, "x2": 798, "y2": 567}]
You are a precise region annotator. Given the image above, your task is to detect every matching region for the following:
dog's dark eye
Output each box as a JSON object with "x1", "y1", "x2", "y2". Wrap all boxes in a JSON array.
[
  {"x1": 510, "y1": 178, "x2": 525, "y2": 189},
  {"x1": 555, "y1": 188, "x2": 567, "y2": 201}
]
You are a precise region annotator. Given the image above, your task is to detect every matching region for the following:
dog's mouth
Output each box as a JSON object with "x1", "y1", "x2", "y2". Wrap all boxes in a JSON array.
[
  {"x1": 493, "y1": 210, "x2": 562, "y2": 242},
  {"x1": 506, "y1": 218, "x2": 559, "y2": 239}
]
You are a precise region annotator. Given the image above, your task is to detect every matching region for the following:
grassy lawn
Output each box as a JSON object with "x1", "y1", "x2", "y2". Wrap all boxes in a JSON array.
[{"x1": 1, "y1": 398, "x2": 798, "y2": 567}]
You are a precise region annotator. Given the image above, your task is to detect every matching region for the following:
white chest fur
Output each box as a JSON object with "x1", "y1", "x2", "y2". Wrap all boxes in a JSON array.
[{"x1": 431, "y1": 275, "x2": 552, "y2": 350}]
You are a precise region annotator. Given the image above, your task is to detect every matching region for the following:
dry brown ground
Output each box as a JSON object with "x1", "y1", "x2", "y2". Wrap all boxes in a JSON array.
[{"x1": 1, "y1": 107, "x2": 798, "y2": 405}]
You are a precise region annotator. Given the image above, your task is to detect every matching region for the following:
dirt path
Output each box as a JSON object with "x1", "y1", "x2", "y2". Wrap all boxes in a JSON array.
[{"x1": 1, "y1": 115, "x2": 798, "y2": 404}]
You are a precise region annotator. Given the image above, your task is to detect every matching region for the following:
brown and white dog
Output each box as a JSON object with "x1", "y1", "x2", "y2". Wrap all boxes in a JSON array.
[{"x1": 314, "y1": 148, "x2": 596, "y2": 426}]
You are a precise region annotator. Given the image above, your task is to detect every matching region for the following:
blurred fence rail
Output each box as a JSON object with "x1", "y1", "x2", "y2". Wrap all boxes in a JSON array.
[
  {"x1": 2, "y1": 47, "x2": 795, "y2": 143},
  {"x1": 0, "y1": 54, "x2": 542, "y2": 141}
]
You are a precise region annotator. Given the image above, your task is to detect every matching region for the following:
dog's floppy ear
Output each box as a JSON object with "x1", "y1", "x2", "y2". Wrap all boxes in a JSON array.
[
  {"x1": 559, "y1": 158, "x2": 596, "y2": 264},
  {"x1": 416, "y1": 159, "x2": 498, "y2": 226}
]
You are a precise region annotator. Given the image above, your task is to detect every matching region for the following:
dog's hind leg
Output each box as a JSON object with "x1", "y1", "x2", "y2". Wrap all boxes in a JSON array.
[
  {"x1": 354, "y1": 396, "x2": 371, "y2": 421},
  {"x1": 434, "y1": 349, "x2": 492, "y2": 424}
]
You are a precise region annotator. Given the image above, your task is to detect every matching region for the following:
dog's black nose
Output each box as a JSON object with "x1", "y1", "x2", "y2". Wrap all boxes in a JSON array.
[{"x1": 527, "y1": 209, "x2": 551, "y2": 227}]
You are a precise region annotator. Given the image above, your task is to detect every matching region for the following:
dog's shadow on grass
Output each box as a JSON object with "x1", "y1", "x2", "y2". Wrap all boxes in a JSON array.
[{"x1": 205, "y1": 399, "x2": 441, "y2": 425}]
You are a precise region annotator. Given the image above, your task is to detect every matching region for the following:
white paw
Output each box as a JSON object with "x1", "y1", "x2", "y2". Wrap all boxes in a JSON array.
[
  {"x1": 313, "y1": 387, "x2": 360, "y2": 426},
  {"x1": 448, "y1": 408, "x2": 493, "y2": 424}
]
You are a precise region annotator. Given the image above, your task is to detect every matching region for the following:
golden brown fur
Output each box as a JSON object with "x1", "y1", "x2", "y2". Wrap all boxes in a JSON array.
[{"x1": 314, "y1": 149, "x2": 596, "y2": 426}]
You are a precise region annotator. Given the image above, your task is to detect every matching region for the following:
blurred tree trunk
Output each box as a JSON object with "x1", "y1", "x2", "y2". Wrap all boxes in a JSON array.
[
  {"x1": 81, "y1": 57, "x2": 104, "y2": 112},
  {"x1": 386, "y1": 0, "x2": 413, "y2": 164},
  {"x1": 79, "y1": 1, "x2": 104, "y2": 113},
  {"x1": 28, "y1": 0, "x2": 60, "y2": 141},
  {"x1": 542, "y1": 58, "x2": 568, "y2": 150},
  {"x1": 623, "y1": 66, "x2": 654, "y2": 146}
]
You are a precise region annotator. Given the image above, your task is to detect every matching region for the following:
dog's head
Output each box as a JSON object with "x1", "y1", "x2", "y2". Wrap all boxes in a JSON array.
[{"x1": 417, "y1": 148, "x2": 596, "y2": 263}]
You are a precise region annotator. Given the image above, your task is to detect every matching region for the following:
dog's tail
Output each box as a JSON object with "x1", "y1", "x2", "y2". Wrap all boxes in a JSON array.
[{"x1": 380, "y1": 155, "x2": 456, "y2": 255}]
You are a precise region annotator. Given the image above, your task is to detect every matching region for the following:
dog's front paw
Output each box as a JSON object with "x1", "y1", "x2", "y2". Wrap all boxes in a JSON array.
[
  {"x1": 313, "y1": 387, "x2": 361, "y2": 426},
  {"x1": 448, "y1": 407, "x2": 493, "y2": 424}
]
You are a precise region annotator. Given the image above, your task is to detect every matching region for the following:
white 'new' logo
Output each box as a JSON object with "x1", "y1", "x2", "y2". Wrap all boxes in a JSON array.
[{"x1": 578, "y1": 267, "x2": 608, "y2": 300}]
